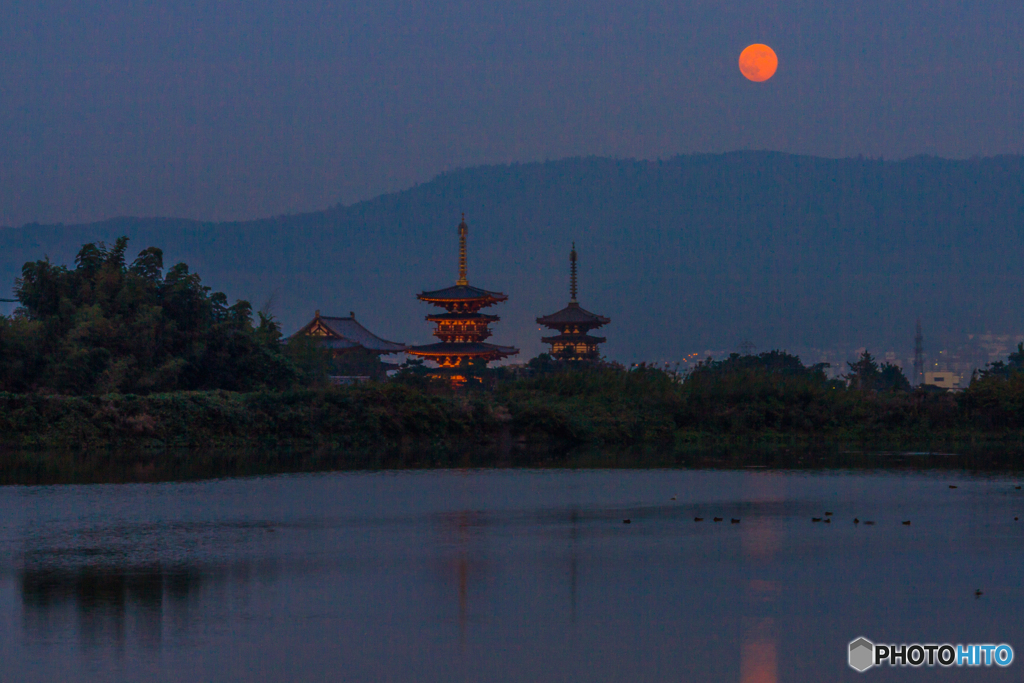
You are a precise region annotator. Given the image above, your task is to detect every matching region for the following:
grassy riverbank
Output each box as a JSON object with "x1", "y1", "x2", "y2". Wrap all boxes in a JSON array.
[{"x1": 3, "y1": 365, "x2": 1024, "y2": 454}]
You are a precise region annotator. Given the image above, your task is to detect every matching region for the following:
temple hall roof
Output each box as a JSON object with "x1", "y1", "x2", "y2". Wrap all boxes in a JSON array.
[
  {"x1": 292, "y1": 313, "x2": 408, "y2": 353},
  {"x1": 536, "y1": 302, "x2": 610, "y2": 328}
]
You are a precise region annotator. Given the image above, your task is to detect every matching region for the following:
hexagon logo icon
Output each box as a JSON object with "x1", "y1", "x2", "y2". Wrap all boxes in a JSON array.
[{"x1": 849, "y1": 637, "x2": 875, "y2": 672}]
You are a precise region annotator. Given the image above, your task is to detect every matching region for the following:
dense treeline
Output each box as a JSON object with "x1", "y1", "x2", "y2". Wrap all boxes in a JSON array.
[
  {"x1": 3, "y1": 350, "x2": 1024, "y2": 451},
  {"x1": 497, "y1": 349, "x2": 1024, "y2": 443},
  {"x1": 0, "y1": 384, "x2": 498, "y2": 451},
  {"x1": 0, "y1": 238, "x2": 299, "y2": 394},
  {"x1": 4, "y1": 239, "x2": 1024, "y2": 451}
]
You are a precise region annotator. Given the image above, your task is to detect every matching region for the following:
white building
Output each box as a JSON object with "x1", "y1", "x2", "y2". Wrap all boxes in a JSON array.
[{"x1": 924, "y1": 371, "x2": 962, "y2": 390}]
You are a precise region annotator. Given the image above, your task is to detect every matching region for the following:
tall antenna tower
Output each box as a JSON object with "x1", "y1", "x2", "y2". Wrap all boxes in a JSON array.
[{"x1": 913, "y1": 319, "x2": 924, "y2": 386}]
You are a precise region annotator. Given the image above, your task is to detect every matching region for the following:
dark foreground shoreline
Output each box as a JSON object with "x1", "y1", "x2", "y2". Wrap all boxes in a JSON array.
[{"x1": 2, "y1": 443, "x2": 1024, "y2": 487}]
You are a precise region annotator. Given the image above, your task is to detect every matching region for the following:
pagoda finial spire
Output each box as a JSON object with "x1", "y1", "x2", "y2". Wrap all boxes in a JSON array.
[
  {"x1": 569, "y1": 242, "x2": 578, "y2": 303},
  {"x1": 456, "y1": 214, "x2": 468, "y2": 286}
]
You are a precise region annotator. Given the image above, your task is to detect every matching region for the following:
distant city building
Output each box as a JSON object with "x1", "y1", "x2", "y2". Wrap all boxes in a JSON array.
[
  {"x1": 970, "y1": 333, "x2": 1024, "y2": 365},
  {"x1": 924, "y1": 371, "x2": 962, "y2": 390},
  {"x1": 913, "y1": 319, "x2": 925, "y2": 386},
  {"x1": 537, "y1": 243, "x2": 610, "y2": 361},
  {"x1": 407, "y1": 215, "x2": 518, "y2": 380},
  {"x1": 292, "y1": 311, "x2": 408, "y2": 381}
]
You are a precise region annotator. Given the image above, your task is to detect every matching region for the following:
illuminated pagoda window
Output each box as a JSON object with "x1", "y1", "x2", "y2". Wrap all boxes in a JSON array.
[
  {"x1": 291, "y1": 310, "x2": 408, "y2": 382},
  {"x1": 407, "y1": 215, "x2": 519, "y2": 381},
  {"x1": 536, "y1": 243, "x2": 610, "y2": 361}
]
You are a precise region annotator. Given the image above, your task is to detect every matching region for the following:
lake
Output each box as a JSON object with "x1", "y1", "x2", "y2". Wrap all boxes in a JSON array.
[{"x1": 1, "y1": 467, "x2": 1022, "y2": 681}]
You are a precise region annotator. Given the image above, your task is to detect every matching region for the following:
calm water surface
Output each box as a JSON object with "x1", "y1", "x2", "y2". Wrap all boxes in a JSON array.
[{"x1": 1, "y1": 468, "x2": 1022, "y2": 682}]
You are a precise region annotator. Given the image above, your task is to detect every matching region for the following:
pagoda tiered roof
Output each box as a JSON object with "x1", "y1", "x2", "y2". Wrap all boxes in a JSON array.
[
  {"x1": 536, "y1": 302, "x2": 610, "y2": 329},
  {"x1": 417, "y1": 284, "x2": 507, "y2": 304},
  {"x1": 541, "y1": 332, "x2": 607, "y2": 345},
  {"x1": 425, "y1": 312, "x2": 500, "y2": 323},
  {"x1": 537, "y1": 243, "x2": 610, "y2": 362},
  {"x1": 409, "y1": 342, "x2": 518, "y2": 358},
  {"x1": 408, "y1": 215, "x2": 519, "y2": 372}
]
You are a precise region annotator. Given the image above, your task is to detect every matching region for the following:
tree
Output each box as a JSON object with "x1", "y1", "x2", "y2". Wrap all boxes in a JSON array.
[
  {"x1": 0, "y1": 237, "x2": 300, "y2": 394},
  {"x1": 878, "y1": 363, "x2": 912, "y2": 391},
  {"x1": 691, "y1": 350, "x2": 827, "y2": 380},
  {"x1": 392, "y1": 357, "x2": 436, "y2": 389},
  {"x1": 845, "y1": 351, "x2": 879, "y2": 390},
  {"x1": 844, "y1": 351, "x2": 910, "y2": 391},
  {"x1": 977, "y1": 343, "x2": 1024, "y2": 380},
  {"x1": 527, "y1": 353, "x2": 558, "y2": 375}
]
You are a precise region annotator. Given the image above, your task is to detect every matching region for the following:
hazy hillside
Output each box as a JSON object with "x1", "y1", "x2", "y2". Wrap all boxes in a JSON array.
[{"x1": 2, "y1": 152, "x2": 1023, "y2": 363}]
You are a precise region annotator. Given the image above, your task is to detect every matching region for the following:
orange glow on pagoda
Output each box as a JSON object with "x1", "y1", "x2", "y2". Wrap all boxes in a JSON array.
[{"x1": 408, "y1": 215, "x2": 518, "y2": 373}]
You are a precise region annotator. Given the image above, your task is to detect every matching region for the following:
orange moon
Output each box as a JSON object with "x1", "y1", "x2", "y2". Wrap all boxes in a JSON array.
[{"x1": 739, "y1": 44, "x2": 778, "y2": 82}]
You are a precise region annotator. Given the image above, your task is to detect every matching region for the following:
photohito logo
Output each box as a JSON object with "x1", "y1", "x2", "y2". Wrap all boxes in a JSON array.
[
  {"x1": 849, "y1": 638, "x2": 874, "y2": 672},
  {"x1": 848, "y1": 637, "x2": 1013, "y2": 672}
]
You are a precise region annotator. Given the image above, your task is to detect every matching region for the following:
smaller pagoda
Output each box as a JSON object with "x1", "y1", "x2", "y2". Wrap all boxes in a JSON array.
[
  {"x1": 408, "y1": 216, "x2": 518, "y2": 377},
  {"x1": 537, "y1": 243, "x2": 610, "y2": 361}
]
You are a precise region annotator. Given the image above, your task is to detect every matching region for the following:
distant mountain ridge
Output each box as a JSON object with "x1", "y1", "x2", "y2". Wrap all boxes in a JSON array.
[{"x1": 2, "y1": 152, "x2": 1023, "y2": 362}]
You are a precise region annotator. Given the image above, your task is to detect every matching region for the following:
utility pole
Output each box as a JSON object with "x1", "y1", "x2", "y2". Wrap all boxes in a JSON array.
[{"x1": 913, "y1": 319, "x2": 925, "y2": 386}]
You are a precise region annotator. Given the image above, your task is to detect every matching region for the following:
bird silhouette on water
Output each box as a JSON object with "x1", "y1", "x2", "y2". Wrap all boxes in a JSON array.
[
  {"x1": 713, "y1": 517, "x2": 723, "y2": 522},
  {"x1": 731, "y1": 518, "x2": 741, "y2": 524},
  {"x1": 975, "y1": 589, "x2": 984, "y2": 598},
  {"x1": 824, "y1": 518, "x2": 831, "y2": 524},
  {"x1": 622, "y1": 519, "x2": 631, "y2": 524},
  {"x1": 825, "y1": 512, "x2": 833, "y2": 516},
  {"x1": 812, "y1": 517, "x2": 822, "y2": 522},
  {"x1": 949, "y1": 485, "x2": 958, "y2": 489},
  {"x1": 854, "y1": 518, "x2": 860, "y2": 524},
  {"x1": 902, "y1": 520, "x2": 911, "y2": 525},
  {"x1": 694, "y1": 517, "x2": 704, "y2": 522},
  {"x1": 864, "y1": 521, "x2": 876, "y2": 525}
]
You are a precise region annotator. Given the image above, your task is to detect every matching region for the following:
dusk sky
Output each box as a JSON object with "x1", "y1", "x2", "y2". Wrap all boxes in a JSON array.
[{"x1": 2, "y1": 0, "x2": 1023, "y2": 227}]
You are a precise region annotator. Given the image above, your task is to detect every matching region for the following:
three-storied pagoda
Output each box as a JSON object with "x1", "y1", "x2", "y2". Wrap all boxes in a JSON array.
[
  {"x1": 408, "y1": 215, "x2": 518, "y2": 378},
  {"x1": 537, "y1": 243, "x2": 610, "y2": 361}
]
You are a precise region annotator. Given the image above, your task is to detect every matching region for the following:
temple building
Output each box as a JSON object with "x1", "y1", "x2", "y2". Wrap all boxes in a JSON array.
[
  {"x1": 537, "y1": 244, "x2": 610, "y2": 361},
  {"x1": 408, "y1": 215, "x2": 518, "y2": 378},
  {"x1": 291, "y1": 311, "x2": 408, "y2": 381}
]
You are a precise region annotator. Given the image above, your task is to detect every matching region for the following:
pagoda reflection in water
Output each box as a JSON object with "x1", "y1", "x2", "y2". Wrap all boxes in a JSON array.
[
  {"x1": 537, "y1": 243, "x2": 610, "y2": 361},
  {"x1": 407, "y1": 215, "x2": 518, "y2": 380}
]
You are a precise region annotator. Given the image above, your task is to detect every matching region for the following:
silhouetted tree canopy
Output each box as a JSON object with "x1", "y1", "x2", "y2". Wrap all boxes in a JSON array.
[
  {"x1": 976, "y1": 343, "x2": 1024, "y2": 381},
  {"x1": 691, "y1": 350, "x2": 829, "y2": 380},
  {"x1": 0, "y1": 237, "x2": 298, "y2": 394},
  {"x1": 844, "y1": 351, "x2": 911, "y2": 392}
]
